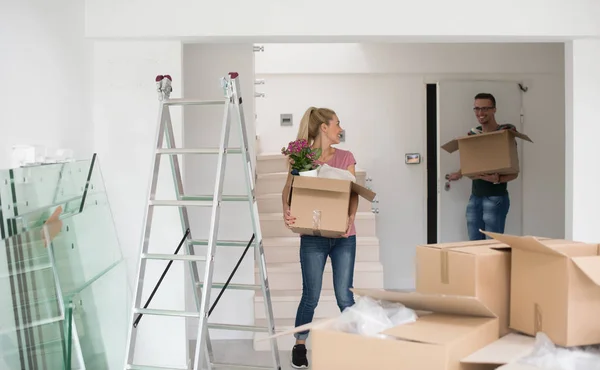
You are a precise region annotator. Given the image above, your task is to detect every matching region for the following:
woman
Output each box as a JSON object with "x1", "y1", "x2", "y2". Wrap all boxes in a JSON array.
[{"x1": 281, "y1": 107, "x2": 359, "y2": 369}]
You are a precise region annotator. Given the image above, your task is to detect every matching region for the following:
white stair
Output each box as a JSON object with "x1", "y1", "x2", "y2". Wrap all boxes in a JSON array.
[
  {"x1": 252, "y1": 152, "x2": 383, "y2": 351},
  {"x1": 260, "y1": 211, "x2": 377, "y2": 238},
  {"x1": 262, "y1": 236, "x2": 380, "y2": 264},
  {"x1": 256, "y1": 261, "x2": 384, "y2": 290},
  {"x1": 257, "y1": 192, "x2": 373, "y2": 213},
  {"x1": 256, "y1": 170, "x2": 368, "y2": 196}
]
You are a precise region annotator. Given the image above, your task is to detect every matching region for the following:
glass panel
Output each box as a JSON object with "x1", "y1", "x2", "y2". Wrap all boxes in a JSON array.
[
  {"x1": 0, "y1": 154, "x2": 130, "y2": 369},
  {"x1": 0, "y1": 225, "x2": 68, "y2": 370}
]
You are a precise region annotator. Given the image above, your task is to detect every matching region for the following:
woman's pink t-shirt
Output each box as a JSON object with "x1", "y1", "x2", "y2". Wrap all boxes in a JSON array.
[{"x1": 315, "y1": 148, "x2": 358, "y2": 237}]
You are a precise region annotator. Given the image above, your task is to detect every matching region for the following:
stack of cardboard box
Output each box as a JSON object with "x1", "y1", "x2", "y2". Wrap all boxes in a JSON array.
[{"x1": 272, "y1": 130, "x2": 600, "y2": 369}]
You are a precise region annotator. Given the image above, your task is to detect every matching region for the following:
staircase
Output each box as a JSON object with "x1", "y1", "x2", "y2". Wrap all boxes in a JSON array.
[{"x1": 252, "y1": 153, "x2": 384, "y2": 351}]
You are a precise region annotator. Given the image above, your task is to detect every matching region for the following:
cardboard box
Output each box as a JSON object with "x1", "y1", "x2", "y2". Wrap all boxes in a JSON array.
[
  {"x1": 483, "y1": 231, "x2": 600, "y2": 347},
  {"x1": 288, "y1": 176, "x2": 376, "y2": 237},
  {"x1": 266, "y1": 288, "x2": 500, "y2": 370},
  {"x1": 461, "y1": 333, "x2": 538, "y2": 370},
  {"x1": 441, "y1": 129, "x2": 533, "y2": 177},
  {"x1": 415, "y1": 239, "x2": 511, "y2": 336}
]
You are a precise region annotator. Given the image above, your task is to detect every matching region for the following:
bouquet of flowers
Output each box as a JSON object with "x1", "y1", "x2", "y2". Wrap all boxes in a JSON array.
[{"x1": 281, "y1": 139, "x2": 322, "y2": 174}]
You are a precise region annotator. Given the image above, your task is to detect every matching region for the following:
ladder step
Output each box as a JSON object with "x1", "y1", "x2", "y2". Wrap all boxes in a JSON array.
[
  {"x1": 197, "y1": 282, "x2": 261, "y2": 291},
  {"x1": 126, "y1": 365, "x2": 188, "y2": 370},
  {"x1": 134, "y1": 308, "x2": 200, "y2": 318},
  {"x1": 211, "y1": 362, "x2": 275, "y2": 369},
  {"x1": 163, "y1": 98, "x2": 226, "y2": 106},
  {"x1": 208, "y1": 323, "x2": 269, "y2": 332},
  {"x1": 156, "y1": 148, "x2": 242, "y2": 155},
  {"x1": 181, "y1": 194, "x2": 250, "y2": 202},
  {"x1": 142, "y1": 253, "x2": 206, "y2": 262},
  {"x1": 133, "y1": 309, "x2": 269, "y2": 332},
  {"x1": 189, "y1": 239, "x2": 256, "y2": 247},
  {"x1": 150, "y1": 200, "x2": 213, "y2": 207}
]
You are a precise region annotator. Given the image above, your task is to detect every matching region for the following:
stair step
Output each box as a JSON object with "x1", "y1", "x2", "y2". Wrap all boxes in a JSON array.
[
  {"x1": 256, "y1": 153, "x2": 289, "y2": 175},
  {"x1": 258, "y1": 262, "x2": 384, "y2": 290},
  {"x1": 255, "y1": 171, "x2": 368, "y2": 196},
  {"x1": 262, "y1": 236, "x2": 380, "y2": 263},
  {"x1": 257, "y1": 192, "x2": 372, "y2": 213},
  {"x1": 259, "y1": 212, "x2": 377, "y2": 238},
  {"x1": 255, "y1": 290, "x2": 340, "y2": 320}
]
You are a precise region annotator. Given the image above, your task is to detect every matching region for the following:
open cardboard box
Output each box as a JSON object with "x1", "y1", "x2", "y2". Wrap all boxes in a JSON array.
[
  {"x1": 288, "y1": 176, "x2": 376, "y2": 237},
  {"x1": 441, "y1": 129, "x2": 533, "y2": 178},
  {"x1": 415, "y1": 239, "x2": 512, "y2": 336},
  {"x1": 461, "y1": 333, "x2": 538, "y2": 369},
  {"x1": 483, "y1": 231, "x2": 600, "y2": 347},
  {"x1": 262, "y1": 288, "x2": 500, "y2": 370}
]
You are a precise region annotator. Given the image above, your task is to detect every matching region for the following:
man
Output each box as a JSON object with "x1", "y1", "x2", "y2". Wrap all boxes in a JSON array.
[{"x1": 446, "y1": 93, "x2": 519, "y2": 240}]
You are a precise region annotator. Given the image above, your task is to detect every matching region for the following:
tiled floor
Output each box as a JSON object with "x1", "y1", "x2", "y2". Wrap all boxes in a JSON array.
[{"x1": 190, "y1": 339, "x2": 308, "y2": 370}]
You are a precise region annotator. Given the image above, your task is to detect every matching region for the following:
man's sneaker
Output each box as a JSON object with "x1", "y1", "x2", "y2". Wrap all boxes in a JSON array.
[{"x1": 291, "y1": 344, "x2": 308, "y2": 369}]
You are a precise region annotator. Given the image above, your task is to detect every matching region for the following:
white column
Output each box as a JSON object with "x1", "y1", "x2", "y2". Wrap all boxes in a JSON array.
[{"x1": 565, "y1": 39, "x2": 600, "y2": 241}]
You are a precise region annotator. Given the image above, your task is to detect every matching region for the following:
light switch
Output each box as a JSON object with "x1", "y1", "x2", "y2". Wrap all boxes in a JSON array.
[{"x1": 280, "y1": 114, "x2": 293, "y2": 127}]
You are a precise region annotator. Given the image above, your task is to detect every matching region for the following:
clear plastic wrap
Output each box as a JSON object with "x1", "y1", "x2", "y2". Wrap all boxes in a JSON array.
[
  {"x1": 518, "y1": 332, "x2": 600, "y2": 370},
  {"x1": 331, "y1": 296, "x2": 417, "y2": 339}
]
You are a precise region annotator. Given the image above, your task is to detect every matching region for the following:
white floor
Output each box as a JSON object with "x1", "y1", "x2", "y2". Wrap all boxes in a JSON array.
[{"x1": 190, "y1": 339, "x2": 308, "y2": 370}]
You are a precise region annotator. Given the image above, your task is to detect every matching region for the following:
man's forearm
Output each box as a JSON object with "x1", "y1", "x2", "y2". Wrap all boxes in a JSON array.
[{"x1": 499, "y1": 173, "x2": 518, "y2": 183}]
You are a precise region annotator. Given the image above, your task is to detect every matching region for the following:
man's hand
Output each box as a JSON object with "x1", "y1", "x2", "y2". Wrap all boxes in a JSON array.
[
  {"x1": 446, "y1": 171, "x2": 462, "y2": 181},
  {"x1": 341, "y1": 214, "x2": 355, "y2": 238},
  {"x1": 476, "y1": 173, "x2": 500, "y2": 183}
]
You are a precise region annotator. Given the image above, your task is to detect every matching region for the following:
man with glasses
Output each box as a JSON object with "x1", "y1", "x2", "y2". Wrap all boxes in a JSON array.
[{"x1": 446, "y1": 93, "x2": 519, "y2": 240}]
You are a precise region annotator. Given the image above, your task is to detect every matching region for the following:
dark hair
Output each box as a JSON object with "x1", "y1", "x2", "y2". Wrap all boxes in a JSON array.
[{"x1": 474, "y1": 93, "x2": 496, "y2": 107}]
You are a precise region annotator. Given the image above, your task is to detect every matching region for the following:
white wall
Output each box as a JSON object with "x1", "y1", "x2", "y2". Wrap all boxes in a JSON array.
[
  {"x1": 0, "y1": 0, "x2": 92, "y2": 169},
  {"x1": 254, "y1": 43, "x2": 565, "y2": 288},
  {"x1": 85, "y1": 0, "x2": 600, "y2": 40},
  {"x1": 565, "y1": 39, "x2": 600, "y2": 242},
  {"x1": 92, "y1": 41, "x2": 188, "y2": 368},
  {"x1": 181, "y1": 44, "x2": 256, "y2": 341}
]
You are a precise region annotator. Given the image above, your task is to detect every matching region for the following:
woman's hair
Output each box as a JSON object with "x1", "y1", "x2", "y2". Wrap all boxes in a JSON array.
[{"x1": 296, "y1": 107, "x2": 337, "y2": 144}]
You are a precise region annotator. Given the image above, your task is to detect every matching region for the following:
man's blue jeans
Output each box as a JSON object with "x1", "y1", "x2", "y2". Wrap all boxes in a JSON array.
[
  {"x1": 294, "y1": 235, "x2": 356, "y2": 340},
  {"x1": 466, "y1": 194, "x2": 510, "y2": 240}
]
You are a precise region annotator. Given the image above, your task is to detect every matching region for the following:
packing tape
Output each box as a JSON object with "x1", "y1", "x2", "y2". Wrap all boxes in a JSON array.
[
  {"x1": 312, "y1": 210, "x2": 322, "y2": 237},
  {"x1": 534, "y1": 303, "x2": 543, "y2": 333},
  {"x1": 441, "y1": 249, "x2": 449, "y2": 284}
]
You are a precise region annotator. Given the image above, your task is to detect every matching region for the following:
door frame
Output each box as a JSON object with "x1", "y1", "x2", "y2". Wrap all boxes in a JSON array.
[{"x1": 424, "y1": 77, "x2": 528, "y2": 243}]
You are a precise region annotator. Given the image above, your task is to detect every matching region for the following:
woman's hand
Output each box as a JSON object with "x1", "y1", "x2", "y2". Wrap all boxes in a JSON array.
[
  {"x1": 341, "y1": 214, "x2": 355, "y2": 238},
  {"x1": 283, "y1": 209, "x2": 296, "y2": 228}
]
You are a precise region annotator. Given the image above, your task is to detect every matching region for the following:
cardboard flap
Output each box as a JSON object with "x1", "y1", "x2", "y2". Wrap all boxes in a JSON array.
[
  {"x1": 292, "y1": 176, "x2": 350, "y2": 193},
  {"x1": 571, "y1": 256, "x2": 600, "y2": 286},
  {"x1": 351, "y1": 289, "x2": 496, "y2": 318},
  {"x1": 497, "y1": 364, "x2": 540, "y2": 370},
  {"x1": 441, "y1": 139, "x2": 459, "y2": 153},
  {"x1": 481, "y1": 231, "x2": 565, "y2": 257},
  {"x1": 510, "y1": 131, "x2": 533, "y2": 143},
  {"x1": 461, "y1": 333, "x2": 536, "y2": 365},
  {"x1": 422, "y1": 239, "x2": 499, "y2": 250},
  {"x1": 350, "y1": 182, "x2": 376, "y2": 202}
]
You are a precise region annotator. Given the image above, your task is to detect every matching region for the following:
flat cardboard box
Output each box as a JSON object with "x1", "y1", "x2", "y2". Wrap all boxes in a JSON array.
[
  {"x1": 461, "y1": 333, "x2": 538, "y2": 370},
  {"x1": 415, "y1": 239, "x2": 512, "y2": 336},
  {"x1": 441, "y1": 129, "x2": 533, "y2": 177},
  {"x1": 483, "y1": 231, "x2": 600, "y2": 347},
  {"x1": 288, "y1": 176, "x2": 376, "y2": 237},
  {"x1": 264, "y1": 288, "x2": 500, "y2": 370}
]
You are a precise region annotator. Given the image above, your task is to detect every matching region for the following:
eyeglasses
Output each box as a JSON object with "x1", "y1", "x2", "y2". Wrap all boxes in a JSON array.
[{"x1": 473, "y1": 107, "x2": 494, "y2": 112}]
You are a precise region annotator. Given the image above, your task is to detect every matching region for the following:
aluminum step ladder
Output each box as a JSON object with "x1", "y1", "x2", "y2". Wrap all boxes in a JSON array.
[{"x1": 124, "y1": 72, "x2": 281, "y2": 370}]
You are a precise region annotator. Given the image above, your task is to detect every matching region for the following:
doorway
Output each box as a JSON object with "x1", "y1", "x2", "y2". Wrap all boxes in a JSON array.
[{"x1": 426, "y1": 80, "x2": 525, "y2": 244}]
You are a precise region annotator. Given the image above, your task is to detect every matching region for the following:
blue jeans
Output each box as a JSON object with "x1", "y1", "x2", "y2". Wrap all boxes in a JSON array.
[
  {"x1": 466, "y1": 194, "x2": 510, "y2": 240},
  {"x1": 294, "y1": 235, "x2": 356, "y2": 340}
]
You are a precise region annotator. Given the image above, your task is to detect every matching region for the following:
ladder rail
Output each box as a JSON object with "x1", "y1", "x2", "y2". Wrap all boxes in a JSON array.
[
  {"x1": 192, "y1": 92, "x2": 233, "y2": 370},
  {"x1": 124, "y1": 103, "x2": 168, "y2": 367},
  {"x1": 229, "y1": 74, "x2": 281, "y2": 366}
]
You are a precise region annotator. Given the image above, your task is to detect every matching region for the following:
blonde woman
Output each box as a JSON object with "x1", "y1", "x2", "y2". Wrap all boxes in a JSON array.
[{"x1": 282, "y1": 107, "x2": 359, "y2": 368}]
